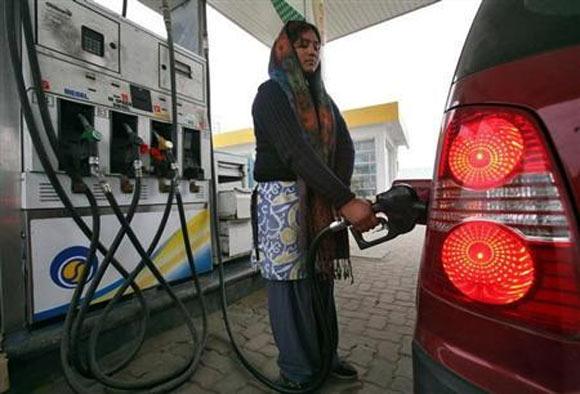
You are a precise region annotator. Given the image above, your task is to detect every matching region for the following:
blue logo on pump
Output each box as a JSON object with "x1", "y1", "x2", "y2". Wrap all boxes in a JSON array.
[{"x1": 50, "y1": 246, "x2": 98, "y2": 289}]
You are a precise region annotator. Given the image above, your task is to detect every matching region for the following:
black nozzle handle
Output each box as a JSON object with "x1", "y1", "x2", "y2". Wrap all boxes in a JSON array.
[
  {"x1": 351, "y1": 184, "x2": 429, "y2": 250},
  {"x1": 350, "y1": 216, "x2": 398, "y2": 250}
]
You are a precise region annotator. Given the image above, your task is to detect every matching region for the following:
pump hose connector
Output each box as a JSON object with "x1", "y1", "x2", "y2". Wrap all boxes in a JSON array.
[{"x1": 133, "y1": 159, "x2": 143, "y2": 178}]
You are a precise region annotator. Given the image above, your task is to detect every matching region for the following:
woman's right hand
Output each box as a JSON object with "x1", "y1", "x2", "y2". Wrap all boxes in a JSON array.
[{"x1": 338, "y1": 198, "x2": 380, "y2": 233}]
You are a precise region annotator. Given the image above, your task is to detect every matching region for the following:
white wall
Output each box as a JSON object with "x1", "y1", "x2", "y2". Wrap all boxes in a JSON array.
[{"x1": 217, "y1": 121, "x2": 404, "y2": 196}]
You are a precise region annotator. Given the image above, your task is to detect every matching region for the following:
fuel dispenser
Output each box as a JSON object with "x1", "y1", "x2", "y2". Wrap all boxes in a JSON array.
[{"x1": 3, "y1": 0, "x2": 211, "y2": 324}]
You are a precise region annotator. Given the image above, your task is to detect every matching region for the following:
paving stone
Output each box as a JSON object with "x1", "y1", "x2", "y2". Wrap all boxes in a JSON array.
[
  {"x1": 240, "y1": 322, "x2": 268, "y2": 340},
  {"x1": 173, "y1": 381, "x2": 214, "y2": 393},
  {"x1": 341, "y1": 300, "x2": 362, "y2": 311},
  {"x1": 395, "y1": 291, "x2": 413, "y2": 303},
  {"x1": 205, "y1": 335, "x2": 234, "y2": 355},
  {"x1": 347, "y1": 345, "x2": 375, "y2": 367},
  {"x1": 237, "y1": 383, "x2": 268, "y2": 393},
  {"x1": 400, "y1": 336, "x2": 413, "y2": 356},
  {"x1": 257, "y1": 344, "x2": 279, "y2": 358},
  {"x1": 365, "y1": 328, "x2": 402, "y2": 343},
  {"x1": 212, "y1": 371, "x2": 247, "y2": 393},
  {"x1": 337, "y1": 336, "x2": 359, "y2": 352},
  {"x1": 388, "y1": 323, "x2": 414, "y2": 336},
  {"x1": 364, "y1": 359, "x2": 396, "y2": 388},
  {"x1": 191, "y1": 366, "x2": 223, "y2": 390},
  {"x1": 340, "y1": 310, "x2": 370, "y2": 320},
  {"x1": 344, "y1": 382, "x2": 390, "y2": 394},
  {"x1": 164, "y1": 341, "x2": 196, "y2": 360},
  {"x1": 372, "y1": 281, "x2": 388, "y2": 289},
  {"x1": 366, "y1": 315, "x2": 388, "y2": 330},
  {"x1": 373, "y1": 303, "x2": 410, "y2": 314},
  {"x1": 261, "y1": 358, "x2": 279, "y2": 379},
  {"x1": 395, "y1": 356, "x2": 413, "y2": 379},
  {"x1": 390, "y1": 376, "x2": 413, "y2": 393},
  {"x1": 377, "y1": 341, "x2": 401, "y2": 362},
  {"x1": 344, "y1": 335, "x2": 378, "y2": 351},
  {"x1": 345, "y1": 318, "x2": 368, "y2": 335},
  {"x1": 239, "y1": 349, "x2": 269, "y2": 368},
  {"x1": 389, "y1": 312, "x2": 409, "y2": 325},
  {"x1": 243, "y1": 333, "x2": 271, "y2": 352},
  {"x1": 320, "y1": 379, "x2": 364, "y2": 393},
  {"x1": 379, "y1": 293, "x2": 395, "y2": 303},
  {"x1": 201, "y1": 350, "x2": 236, "y2": 373}
]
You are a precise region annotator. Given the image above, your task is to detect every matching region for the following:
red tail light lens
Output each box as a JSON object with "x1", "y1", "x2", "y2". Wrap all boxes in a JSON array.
[
  {"x1": 421, "y1": 105, "x2": 580, "y2": 336},
  {"x1": 442, "y1": 221, "x2": 534, "y2": 305},
  {"x1": 448, "y1": 115, "x2": 525, "y2": 190}
]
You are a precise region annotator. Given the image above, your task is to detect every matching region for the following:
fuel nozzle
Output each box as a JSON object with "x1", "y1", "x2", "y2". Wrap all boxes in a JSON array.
[
  {"x1": 72, "y1": 114, "x2": 104, "y2": 190},
  {"x1": 123, "y1": 123, "x2": 144, "y2": 178},
  {"x1": 117, "y1": 123, "x2": 145, "y2": 193},
  {"x1": 153, "y1": 131, "x2": 173, "y2": 152},
  {"x1": 78, "y1": 114, "x2": 109, "y2": 192},
  {"x1": 151, "y1": 131, "x2": 178, "y2": 191},
  {"x1": 350, "y1": 184, "x2": 428, "y2": 250},
  {"x1": 78, "y1": 114, "x2": 102, "y2": 161},
  {"x1": 152, "y1": 130, "x2": 178, "y2": 167}
]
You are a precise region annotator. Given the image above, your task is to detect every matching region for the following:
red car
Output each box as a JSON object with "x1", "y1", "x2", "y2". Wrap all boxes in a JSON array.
[{"x1": 413, "y1": 1, "x2": 580, "y2": 392}]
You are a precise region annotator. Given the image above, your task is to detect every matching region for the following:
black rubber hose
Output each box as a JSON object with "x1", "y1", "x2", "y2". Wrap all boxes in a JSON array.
[
  {"x1": 59, "y1": 188, "x2": 102, "y2": 394},
  {"x1": 83, "y1": 180, "x2": 175, "y2": 376},
  {"x1": 81, "y1": 0, "x2": 209, "y2": 388},
  {"x1": 84, "y1": 189, "x2": 200, "y2": 391},
  {"x1": 68, "y1": 176, "x2": 148, "y2": 377},
  {"x1": 215, "y1": 218, "x2": 335, "y2": 393}
]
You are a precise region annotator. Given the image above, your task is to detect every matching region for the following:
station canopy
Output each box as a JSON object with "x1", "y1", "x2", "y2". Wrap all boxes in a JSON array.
[{"x1": 139, "y1": 0, "x2": 439, "y2": 46}]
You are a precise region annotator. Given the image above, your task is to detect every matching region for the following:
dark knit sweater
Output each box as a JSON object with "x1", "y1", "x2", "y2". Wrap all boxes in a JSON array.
[{"x1": 252, "y1": 80, "x2": 355, "y2": 209}]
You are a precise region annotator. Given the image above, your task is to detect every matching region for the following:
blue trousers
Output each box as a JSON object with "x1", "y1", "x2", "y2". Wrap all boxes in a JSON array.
[{"x1": 266, "y1": 278, "x2": 339, "y2": 383}]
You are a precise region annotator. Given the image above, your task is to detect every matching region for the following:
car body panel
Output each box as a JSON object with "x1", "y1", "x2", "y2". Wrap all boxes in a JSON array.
[{"x1": 414, "y1": 44, "x2": 580, "y2": 394}]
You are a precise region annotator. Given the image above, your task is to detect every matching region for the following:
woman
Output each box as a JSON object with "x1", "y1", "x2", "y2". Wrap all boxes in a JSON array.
[{"x1": 251, "y1": 20, "x2": 379, "y2": 388}]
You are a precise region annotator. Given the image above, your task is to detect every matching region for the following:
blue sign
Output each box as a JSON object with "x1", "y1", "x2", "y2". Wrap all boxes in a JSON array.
[
  {"x1": 50, "y1": 246, "x2": 98, "y2": 289},
  {"x1": 64, "y1": 88, "x2": 89, "y2": 100}
]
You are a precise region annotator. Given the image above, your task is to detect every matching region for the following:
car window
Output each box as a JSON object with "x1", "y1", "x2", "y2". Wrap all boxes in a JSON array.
[{"x1": 455, "y1": 0, "x2": 580, "y2": 80}]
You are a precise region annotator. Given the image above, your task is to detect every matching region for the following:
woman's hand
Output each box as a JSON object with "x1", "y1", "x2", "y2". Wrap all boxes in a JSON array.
[{"x1": 338, "y1": 198, "x2": 380, "y2": 233}]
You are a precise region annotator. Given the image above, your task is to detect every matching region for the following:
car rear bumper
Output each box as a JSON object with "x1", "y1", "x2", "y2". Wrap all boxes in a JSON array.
[{"x1": 412, "y1": 341, "x2": 484, "y2": 394}]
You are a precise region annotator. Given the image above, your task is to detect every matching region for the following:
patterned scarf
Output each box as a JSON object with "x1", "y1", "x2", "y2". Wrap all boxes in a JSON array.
[{"x1": 268, "y1": 22, "x2": 352, "y2": 281}]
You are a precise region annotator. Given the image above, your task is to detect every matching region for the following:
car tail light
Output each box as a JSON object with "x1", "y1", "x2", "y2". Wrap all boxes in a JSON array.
[
  {"x1": 442, "y1": 221, "x2": 535, "y2": 305},
  {"x1": 422, "y1": 106, "x2": 580, "y2": 336}
]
